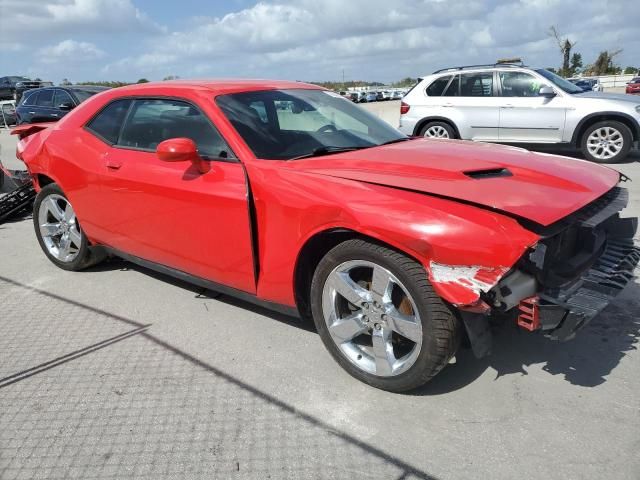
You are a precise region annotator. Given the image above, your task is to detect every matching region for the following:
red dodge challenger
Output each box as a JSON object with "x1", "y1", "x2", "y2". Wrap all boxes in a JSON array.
[{"x1": 14, "y1": 80, "x2": 639, "y2": 391}]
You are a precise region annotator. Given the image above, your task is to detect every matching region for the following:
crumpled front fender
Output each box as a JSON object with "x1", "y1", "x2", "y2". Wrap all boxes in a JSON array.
[{"x1": 428, "y1": 262, "x2": 512, "y2": 306}]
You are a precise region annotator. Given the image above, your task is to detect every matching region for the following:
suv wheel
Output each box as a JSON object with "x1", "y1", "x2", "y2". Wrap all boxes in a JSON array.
[
  {"x1": 310, "y1": 239, "x2": 461, "y2": 392},
  {"x1": 420, "y1": 121, "x2": 455, "y2": 139},
  {"x1": 581, "y1": 121, "x2": 632, "y2": 163}
]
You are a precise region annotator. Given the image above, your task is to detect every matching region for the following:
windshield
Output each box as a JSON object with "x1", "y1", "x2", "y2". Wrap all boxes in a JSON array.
[
  {"x1": 71, "y1": 88, "x2": 105, "y2": 102},
  {"x1": 535, "y1": 69, "x2": 584, "y2": 94},
  {"x1": 8, "y1": 76, "x2": 30, "y2": 83},
  {"x1": 216, "y1": 89, "x2": 406, "y2": 160}
]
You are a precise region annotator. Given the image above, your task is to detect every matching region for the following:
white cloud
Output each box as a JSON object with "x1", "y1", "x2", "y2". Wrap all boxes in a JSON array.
[
  {"x1": 100, "y1": 0, "x2": 638, "y2": 81},
  {"x1": 0, "y1": 0, "x2": 162, "y2": 36},
  {"x1": 2, "y1": 0, "x2": 639, "y2": 83},
  {"x1": 38, "y1": 39, "x2": 106, "y2": 64}
]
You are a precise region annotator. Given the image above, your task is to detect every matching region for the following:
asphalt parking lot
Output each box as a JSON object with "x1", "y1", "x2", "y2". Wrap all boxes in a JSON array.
[{"x1": 1, "y1": 107, "x2": 639, "y2": 479}]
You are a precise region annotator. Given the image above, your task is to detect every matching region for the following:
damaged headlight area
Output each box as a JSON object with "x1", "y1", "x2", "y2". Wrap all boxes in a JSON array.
[
  {"x1": 491, "y1": 186, "x2": 639, "y2": 342},
  {"x1": 431, "y1": 187, "x2": 639, "y2": 358}
]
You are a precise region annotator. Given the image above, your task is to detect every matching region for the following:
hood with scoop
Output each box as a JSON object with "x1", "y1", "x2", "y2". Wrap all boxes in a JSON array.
[{"x1": 287, "y1": 138, "x2": 621, "y2": 227}]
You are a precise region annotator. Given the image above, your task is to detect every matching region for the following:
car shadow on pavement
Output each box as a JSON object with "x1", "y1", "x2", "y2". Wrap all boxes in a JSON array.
[
  {"x1": 86, "y1": 258, "x2": 317, "y2": 333},
  {"x1": 93, "y1": 257, "x2": 640, "y2": 396},
  {"x1": 417, "y1": 278, "x2": 640, "y2": 395}
]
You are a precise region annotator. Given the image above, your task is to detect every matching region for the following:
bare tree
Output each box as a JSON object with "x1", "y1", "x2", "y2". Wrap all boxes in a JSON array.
[
  {"x1": 549, "y1": 26, "x2": 576, "y2": 77},
  {"x1": 589, "y1": 49, "x2": 623, "y2": 76}
]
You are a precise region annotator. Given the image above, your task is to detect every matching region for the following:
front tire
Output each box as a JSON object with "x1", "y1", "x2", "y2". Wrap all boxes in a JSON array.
[
  {"x1": 310, "y1": 239, "x2": 461, "y2": 392},
  {"x1": 33, "y1": 183, "x2": 104, "y2": 271},
  {"x1": 580, "y1": 120, "x2": 632, "y2": 163}
]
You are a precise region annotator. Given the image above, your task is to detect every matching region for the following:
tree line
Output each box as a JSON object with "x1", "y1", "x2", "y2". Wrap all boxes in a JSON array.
[{"x1": 548, "y1": 26, "x2": 637, "y2": 77}]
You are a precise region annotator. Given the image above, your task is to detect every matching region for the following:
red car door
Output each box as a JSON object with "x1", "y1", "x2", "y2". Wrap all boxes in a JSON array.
[{"x1": 90, "y1": 97, "x2": 255, "y2": 293}]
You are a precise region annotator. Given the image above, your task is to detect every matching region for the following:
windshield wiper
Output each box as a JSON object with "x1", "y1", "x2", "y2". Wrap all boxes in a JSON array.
[
  {"x1": 290, "y1": 145, "x2": 369, "y2": 160},
  {"x1": 378, "y1": 137, "x2": 413, "y2": 146}
]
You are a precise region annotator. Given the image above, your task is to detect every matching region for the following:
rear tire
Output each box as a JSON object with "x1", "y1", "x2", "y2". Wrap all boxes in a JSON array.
[
  {"x1": 580, "y1": 120, "x2": 632, "y2": 163},
  {"x1": 33, "y1": 183, "x2": 105, "y2": 271},
  {"x1": 419, "y1": 121, "x2": 456, "y2": 139},
  {"x1": 310, "y1": 239, "x2": 461, "y2": 392}
]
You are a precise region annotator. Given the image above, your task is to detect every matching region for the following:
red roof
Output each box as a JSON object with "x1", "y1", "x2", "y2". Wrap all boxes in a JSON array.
[{"x1": 115, "y1": 79, "x2": 324, "y2": 95}]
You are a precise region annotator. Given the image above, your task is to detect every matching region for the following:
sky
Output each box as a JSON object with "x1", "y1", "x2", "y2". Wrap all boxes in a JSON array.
[{"x1": 0, "y1": 0, "x2": 638, "y2": 85}]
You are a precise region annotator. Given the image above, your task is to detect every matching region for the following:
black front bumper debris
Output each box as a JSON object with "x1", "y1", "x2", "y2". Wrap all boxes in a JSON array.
[{"x1": 535, "y1": 217, "x2": 639, "y2": 341}]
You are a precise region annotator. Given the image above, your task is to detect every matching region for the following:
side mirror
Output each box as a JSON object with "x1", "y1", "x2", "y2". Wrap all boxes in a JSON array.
[
  {"x1": 156, "y1": 137, "x2": 210, "y2": 174},
  {"x1": 539, "y1": 86, "x2": 556, "y2": 98},
  {"x1": 57, "y1": 102, "x2": 74, "y2": 111}
]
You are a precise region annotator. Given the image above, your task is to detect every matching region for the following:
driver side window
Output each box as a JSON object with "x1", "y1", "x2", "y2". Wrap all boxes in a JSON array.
[
  {"x1": 499, "y1": 72, "x2": 543, "y2": 97},
  {"x1": 118, "y1": 98, "x2": 234, "y2": 159}
]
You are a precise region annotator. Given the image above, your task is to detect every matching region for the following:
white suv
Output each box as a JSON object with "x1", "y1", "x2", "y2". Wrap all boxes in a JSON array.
[{"x1": 399, "y1": 64, "x2": 640, "y2": 163}]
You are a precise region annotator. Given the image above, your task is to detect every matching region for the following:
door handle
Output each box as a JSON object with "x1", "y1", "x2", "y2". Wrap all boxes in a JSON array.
[
  {"x1": 443, "y1": 103, "x2": 454, "y2": 107},
  {"x1": 501, "y1": 105, "x2": 515, "y2": 109},
  {"x1": 106, "y1": 159, "x2": 122, "y2": 170},
  {"x1": 51, "y1": 113, "x2": 58, "y2": 117},
  {"x1": 28, "y1": 111, "x2": 35, "y2": 114}
]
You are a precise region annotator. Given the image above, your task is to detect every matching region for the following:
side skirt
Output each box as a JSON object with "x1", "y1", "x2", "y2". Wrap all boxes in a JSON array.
[{"x1": 102, "y1": 247, "x2": 300, "y2": 319}]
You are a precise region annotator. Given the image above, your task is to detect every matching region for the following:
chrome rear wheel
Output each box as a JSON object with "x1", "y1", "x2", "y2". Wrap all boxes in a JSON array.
[{"x1": 38, "y1": 194, "x2": 82, "y2": 263}]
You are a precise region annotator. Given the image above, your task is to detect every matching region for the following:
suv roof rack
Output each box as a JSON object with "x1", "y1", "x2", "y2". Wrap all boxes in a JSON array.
[{"x1": 432, "y1": 61, "x2": 526, "y2": 74}]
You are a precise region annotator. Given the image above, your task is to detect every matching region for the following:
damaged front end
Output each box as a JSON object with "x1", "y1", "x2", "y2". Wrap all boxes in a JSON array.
[
  {"x1": 430, "y1": 185, "x2": 639, "y2": 358},
  {"x1": 512, "y1": 187, "x2": 639, "y2": 341}
]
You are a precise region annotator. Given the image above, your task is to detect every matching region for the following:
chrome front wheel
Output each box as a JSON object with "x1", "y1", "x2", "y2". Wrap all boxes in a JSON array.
[
  {"x1": 321, "y1": 260, "x2": 423, "y2": 377},
  {"x1": 311, "y1": 240, "x2": 461, "y2": 392}
]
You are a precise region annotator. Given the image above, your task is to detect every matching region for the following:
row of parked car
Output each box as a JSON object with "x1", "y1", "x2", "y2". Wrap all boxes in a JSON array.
[
  {"x1": 0, "y1": 76, "x2": 109, "y2": 127},
  {"x1": 339, "y1": 89, "x2": 407, "y2": 103}
]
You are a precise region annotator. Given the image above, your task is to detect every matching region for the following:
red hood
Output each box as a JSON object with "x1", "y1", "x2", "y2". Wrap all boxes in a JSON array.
[{"x1": 287, "y1": 139, "x2": 620, "y2": 226}]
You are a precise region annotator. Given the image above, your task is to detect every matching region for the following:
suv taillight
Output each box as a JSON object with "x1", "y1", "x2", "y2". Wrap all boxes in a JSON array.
[{"x1": 400, "y1": 101, "x2": 410, "y2": 115}]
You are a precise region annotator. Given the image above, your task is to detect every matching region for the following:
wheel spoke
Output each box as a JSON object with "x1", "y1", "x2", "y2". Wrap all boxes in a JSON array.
[
  {"x1": 328, "y1": 312, "x2": 368, "y2": 343},
  {"x1": 371, "y1": 265, "x2": 392, "y2": 298},
  {"x1": 68, "y1": 226, "x2": 82, "y2": 248},
  {"x1": 44, "y1": 197, "x2": 65, "y2": 221},
  {"x1": 386, "y1": 308, "x2": 422, "y2": 343},
  {"x1": 40, "y1": 222, "x2": 61, "y2": 237},
  {"x1": 59, "y1": 234, "x2": 72, "y2": 257},
  {"x1": 63, "y1": 202, "x2": 75, "y2": 222},
  {"x1": 329, "y1": 271, "x2": 370, "y2": 307},
  {"x1": 372, "y1": 327, "x2": 395, "y2": 376}
]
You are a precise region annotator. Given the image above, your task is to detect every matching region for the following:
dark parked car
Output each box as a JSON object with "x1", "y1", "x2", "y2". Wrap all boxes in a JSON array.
[
  {"x1": 16, "y1": 85, "x2": 109, "y2": 124},
  {"x1": 0, "y1": 76, "x2": 52, "y2": 102}
]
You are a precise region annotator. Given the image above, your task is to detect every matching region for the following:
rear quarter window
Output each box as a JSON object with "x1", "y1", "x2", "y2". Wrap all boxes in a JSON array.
[
  {"x1": 85, "y1": 99, "x2": 132, "y2": 144},
  {"x1": 20, "y1": 91, "x2": 39, "y2": 106},
  {"x1": 426, "y1": 76, "x2": 451, "y2": 96}
]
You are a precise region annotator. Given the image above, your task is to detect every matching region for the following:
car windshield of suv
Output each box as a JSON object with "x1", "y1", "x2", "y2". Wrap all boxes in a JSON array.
[
  {"x1": 70, "y1": 88, "x2": 106, "y2": 103},
  {"x1": 216, "y1": 89, "x2": 407, "y2": 160},
  {"x1": 535, "y1": 69, "x2": 584, "y2": 94}
]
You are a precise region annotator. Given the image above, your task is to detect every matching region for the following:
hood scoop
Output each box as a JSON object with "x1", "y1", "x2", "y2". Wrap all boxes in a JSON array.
[{"x1": 463, "y1": 167, "x2": 513, "y2": 179}]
